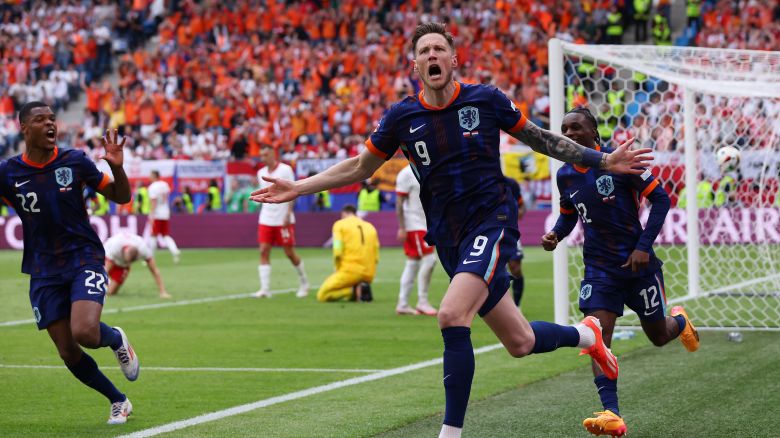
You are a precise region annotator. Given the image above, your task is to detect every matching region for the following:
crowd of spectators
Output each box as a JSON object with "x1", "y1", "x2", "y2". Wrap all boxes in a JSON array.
[
  {"x1": 0, "y1": 0, "x2": 778, "y2": 165},
  {"x1": 0, "y1": 0, "x2": 163, "y2": 157},
  {"x1": 7, "y1": 0, "x2": 642, "y2": 162}
]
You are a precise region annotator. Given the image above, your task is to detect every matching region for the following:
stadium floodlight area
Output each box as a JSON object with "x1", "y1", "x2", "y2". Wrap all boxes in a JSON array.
[{"x1": 548, "y1": 40, "x2": 780, "y2": 331}]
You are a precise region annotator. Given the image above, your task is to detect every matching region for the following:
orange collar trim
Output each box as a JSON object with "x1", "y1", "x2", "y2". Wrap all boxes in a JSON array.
[
  {"x1": 22, "y1": 146, "x2": 59, "y2": 169},
  {"x1": 573, "y1": 144, "x2": 600, "y2": 173},
  {"x1": 418, "y1": 81, "x2": 461, "y2": 110}
]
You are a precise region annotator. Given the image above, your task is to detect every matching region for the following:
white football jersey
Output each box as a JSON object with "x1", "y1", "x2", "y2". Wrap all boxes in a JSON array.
[
  {"x1": 258, "y1": 162, "x2": 296, "y2": 226},
  {"x1": 104, "y1": 233, "x2": 153, "y2": 267},
  {"x1": 147, "y1": 180, "x2": 171, "y2": 220},
  {"x1": 395, "y1": 165, "x2": 427, "y2": 232}
]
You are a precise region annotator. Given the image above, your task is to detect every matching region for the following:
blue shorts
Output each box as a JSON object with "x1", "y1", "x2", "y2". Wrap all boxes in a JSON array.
[
  {"x1": 579, "y1": 270, "x2": 668, "y2": 321},
  {"x1": 29, "y1": 265, "x2": 109, "y2": 330},
  {"x1": 508, "y1": 239, "x2": 524, "y2": 262},
  {"x1": 438, "y1": 226, "x2": 518, "y2": 317}
]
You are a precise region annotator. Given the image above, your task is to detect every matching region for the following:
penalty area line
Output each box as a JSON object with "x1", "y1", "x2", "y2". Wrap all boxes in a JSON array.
[
  {"x1": 118, "y1": 343, "x2": 505, "y2": 438},
  {"x1": 0, "y1": 364, "x2": 383, "y2": 373}
]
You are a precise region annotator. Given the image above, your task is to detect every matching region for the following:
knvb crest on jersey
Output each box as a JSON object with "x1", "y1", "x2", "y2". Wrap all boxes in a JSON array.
[
  {"x1": 596, "y1": 175, "x2": 614, "y2": 197},
  {"x1": 55, "y1": 167, "x2": 73, "y2": 187},
  {"x1": 458, "y1": 106, "x2": 480, "y2": 131},
  {"x1": 580, "y1": 284, "x2": 592, "y2": 300}
]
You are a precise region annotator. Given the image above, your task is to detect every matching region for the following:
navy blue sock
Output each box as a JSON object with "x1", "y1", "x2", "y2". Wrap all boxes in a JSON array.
[
  {"x1": 98, "y1": 322, "x2": 123, "y2": 350},
  {"x1": 529, "y1": 321, "x2": 580, "y2": 353},
  {"x1": 511, "y1": 276, "x2": 524, "y2": 306},
  {"x1": 594, "y1": 375, "x2": 619, "y2": 416},
  {"x1": 66, "y1": 352, "x2": 125, "y2": 403},
  {"x1": 673, "y1": 315, "x2": 686, "y2": 333},
  {"x1": 441, "y1": 326, "x2": 474, "y2": 428}
]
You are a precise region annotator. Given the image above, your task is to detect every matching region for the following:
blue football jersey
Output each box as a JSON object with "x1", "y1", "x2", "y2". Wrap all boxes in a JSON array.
[
  {"x1": 368, "y1": 82, "x2": 527, "y2": 246},
  {"x1": 555, "y1": 148, "x2": 663, "y2": 279},
  {"x1": 0, "y1": 148, "x2": 110, "y2": 276}
]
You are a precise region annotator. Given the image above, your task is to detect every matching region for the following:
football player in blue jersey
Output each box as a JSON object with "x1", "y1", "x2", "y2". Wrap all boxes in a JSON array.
[
  {"x1": 252, "y1": 23, "x2": 653, "y2": 438},
  {"x1": 542, "y1": 107, "x2": 700, "y2": 437},
  {"x1": 0, "y1": 102, "x2": 139, "y2": 424}
]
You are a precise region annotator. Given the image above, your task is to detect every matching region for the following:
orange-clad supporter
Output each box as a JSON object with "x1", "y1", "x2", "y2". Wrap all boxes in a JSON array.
[
  {"x1": 322, "y1": 16, "x2": 336, "y2": 40},
  {"x1": 0, "y1": 95, "x2": 14, "y2": 116},
  {"x1": 124, "y1": 93, "x2": 140, "y2": 128},
  {"x1": 139, "y1": 97, "x2": 157, "y2": 137},
  {"x1": 159, "y1": 106, "x2": 176, "y2": 135}
]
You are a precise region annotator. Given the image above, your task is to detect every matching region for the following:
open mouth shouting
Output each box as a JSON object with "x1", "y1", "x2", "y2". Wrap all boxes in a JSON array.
[
  {"x1": 45, "y1": 127, "x2": 57, "y2": 143},
  {"x1": 428, "y1": 63, "x2": 442, "y2": 81}
]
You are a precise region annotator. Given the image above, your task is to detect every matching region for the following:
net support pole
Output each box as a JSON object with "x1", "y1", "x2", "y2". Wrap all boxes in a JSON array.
[
  {"x1": 548, "y1": 38, "x2": 569, "y2": 325},
  {"x1": 683, "y1": 87, "x2": 700, "y2": 298}
]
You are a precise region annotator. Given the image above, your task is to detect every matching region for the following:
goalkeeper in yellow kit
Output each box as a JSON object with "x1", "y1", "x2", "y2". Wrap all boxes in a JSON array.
[{"x1": 316, "y1": 205, "x2": 380, "y2": 302}]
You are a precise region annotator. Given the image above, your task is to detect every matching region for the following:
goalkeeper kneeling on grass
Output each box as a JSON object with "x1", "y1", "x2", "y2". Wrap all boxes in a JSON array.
[{"x1": 317, "y1": 205, "x2": 379, "y2": 302}]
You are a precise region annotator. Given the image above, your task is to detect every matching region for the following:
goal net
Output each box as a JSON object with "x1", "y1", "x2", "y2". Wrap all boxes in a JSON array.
[{"x1": 548, "y1": 40, "x2": 780, "y2": 331}]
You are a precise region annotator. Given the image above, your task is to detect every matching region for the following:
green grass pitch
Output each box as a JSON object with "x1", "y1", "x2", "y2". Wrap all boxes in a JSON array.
[{"x1": 0, "y1": 247, "x2": 778, "y2": 437}]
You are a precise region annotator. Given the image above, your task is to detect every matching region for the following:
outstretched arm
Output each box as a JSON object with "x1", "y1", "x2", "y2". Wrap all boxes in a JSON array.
[
  {"x1": 251, "y1": 149, "x2": 385, "y2": 204},
  {"x1": 145, "y1": 257, "x2": 171, "y2": 298},
  {"x1": 511, "y1": 121, "x2": 652, "y2": 175},
  {"x1": 97, "y1": 129, "x2": 131, "y2": 204}
]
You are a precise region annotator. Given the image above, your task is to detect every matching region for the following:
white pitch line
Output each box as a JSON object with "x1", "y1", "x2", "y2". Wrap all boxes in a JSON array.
[
  {"x1": 0, "y1": 286, "x2": 304, "y2": 327},
  {"x1": 119, "y1": 343, "x2": 505, "y2": 438},
  {"x1": 0, "y1": 364, "x2": 382, "y2": 373}
]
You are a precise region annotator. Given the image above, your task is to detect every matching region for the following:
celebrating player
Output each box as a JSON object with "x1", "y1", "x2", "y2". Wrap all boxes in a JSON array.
[
  {"x1": 542, "y1": 107, "x2": 699, "y2": 437},
  {"x1": 147, "y1": 170, "x2": 181, "y2": 263},
  {"x1": 504, "y1": 176, "x2": 527, "y2": 306},
  {"x1": 104, "y1": 232, "x2": 171, "y2": 299},
  {"x1": 395, "y1": 163, "x2": 438, "y2": 316},
  {"x1": 254, "y1": 144, "x2": 309, "y2": 298},
  {"x1": 316, "y1": 205, "x2": 380, "y2": 302},
  {"x1": 0, "y1": 102, "x2": 139, "y2": 424},
  {"x1": 251, "y1": 23, "x2": 652, "y2": 438}
]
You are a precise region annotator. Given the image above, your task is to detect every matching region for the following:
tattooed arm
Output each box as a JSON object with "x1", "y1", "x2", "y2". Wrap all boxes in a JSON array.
[{"x1": 511, "y1": 120, "x2": 652, "y2": 175}]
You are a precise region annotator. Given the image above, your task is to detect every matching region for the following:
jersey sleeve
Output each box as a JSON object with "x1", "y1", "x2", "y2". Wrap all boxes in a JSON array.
[
  {"x1": 557, "y1": 172, "x2": 576, "y2": 215},
  {"x1": 0, "y1": 161, "x2": 11, "y2": 204},
  {"x1": 491, "y1": 87, "x2": 528, "y2": 133},
  {"x1": 629, "y1": 168, "x2": 661, "y2": 199},
  {"x1": 366, "y1": 104, "x2": 401, "y2": 160},
  {"x1": 282, "y1": 164, "x2": 296, "y2": 181},
  {"x1": 78, "y1": 151, "x2": 111, "y2": 191},
  {"x1": 332, "y1": 221, "x2": 344, "y2": 258}
]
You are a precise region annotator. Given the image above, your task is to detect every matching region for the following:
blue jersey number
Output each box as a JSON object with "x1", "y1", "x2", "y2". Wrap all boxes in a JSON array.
[
  {"x1": 575, "y1": 202, "x2": 592, "y2": 223},
  {"x1": 414, "y1": 141, "x2": 431, "y2": 166},
  {"x1": 16, "y1": 192, "x2": 41, "y2": 213}
]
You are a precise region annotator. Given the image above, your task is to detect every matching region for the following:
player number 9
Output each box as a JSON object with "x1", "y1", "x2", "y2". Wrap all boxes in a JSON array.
[
  {"x1": 470, "y1": 235, "x2": 488, "y2": 256},
  {"x1": 414, "y1": 141, "x2": 431, "y2": 166}
]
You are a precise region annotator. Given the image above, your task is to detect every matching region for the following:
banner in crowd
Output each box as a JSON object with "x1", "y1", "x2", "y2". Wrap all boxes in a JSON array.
[
  {"x1": 3, "y1": 208, "x2": 780, "y2": 250},
  {"x1": 176, "y1": 161, "x2": 226, "y2": 192}
]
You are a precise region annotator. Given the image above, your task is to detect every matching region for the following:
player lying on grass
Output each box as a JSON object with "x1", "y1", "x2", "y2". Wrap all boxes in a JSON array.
[
  {"x1": 542, "y1": 107, "x2": 699, "y2": 437},
  {"x1": 0, "y1": 102, "x2": 139, "y2": 424},
  {"x1": 251, "y1": 23, "x2": 653, "y2": 438},
  {"x1": 104, "y1": 232, "x2": 172, "y2": 299}
]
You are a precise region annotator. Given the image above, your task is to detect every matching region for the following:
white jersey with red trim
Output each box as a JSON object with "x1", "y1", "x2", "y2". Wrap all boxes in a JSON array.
[
  {"x1": 395, "y1": 165, "x2": 427, "y2": 232},
  {"x1": 104, "y1": 233, "x2": 153, "y2": 267},
  {"x1": 147, "y1": 180, "x2": 171, "y2": 220},
  {"x1": 258, "y1": 162, "x2": 296, "y2": 226}
]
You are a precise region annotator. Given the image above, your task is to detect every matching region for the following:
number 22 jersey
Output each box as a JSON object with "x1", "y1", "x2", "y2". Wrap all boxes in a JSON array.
[
  {"x1": 367, "y1": 82, "x2": 528, "y2": 246},
  {"x1": 0, "y1": 147, "x2": 111, "y2": 276}
]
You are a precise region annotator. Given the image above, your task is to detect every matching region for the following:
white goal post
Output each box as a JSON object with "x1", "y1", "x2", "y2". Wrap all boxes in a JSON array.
[{"x1": 548, "y1": 39, "x2": 780, "y2": 331}]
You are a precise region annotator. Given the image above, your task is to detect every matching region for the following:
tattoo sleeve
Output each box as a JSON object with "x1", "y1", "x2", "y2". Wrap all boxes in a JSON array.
[{"x1": 512, "y1": 121, "x2": 605, "y2": 168}]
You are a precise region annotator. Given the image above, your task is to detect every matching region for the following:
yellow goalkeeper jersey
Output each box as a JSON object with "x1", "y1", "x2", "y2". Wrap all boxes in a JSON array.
[{"x1": 332, "y1": 215, "x2": 380, "y2": 278}]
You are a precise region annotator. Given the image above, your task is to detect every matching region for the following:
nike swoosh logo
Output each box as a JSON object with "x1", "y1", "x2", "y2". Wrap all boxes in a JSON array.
[
  {"x1": 443, "y1": 374, "x2": 451, "y2": 382},
  {"x1": 462, "y1": 259, "x2": 482, "y2": 265},
  {"x1": 570, "y1": 190, "x2": 579, "y2": 198},
  {"x1": 644, "y1": 309, "x2": 657, "y2": 316},
  {"x1": 409, "y1": 124, "x2": 426, "y2": 133},
  {"x1": 87, "y1": 290, "x2": 103, "y2": 295},
  {"x1": 15, "y1": 180, "x2": 30, "y2": 188}
]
